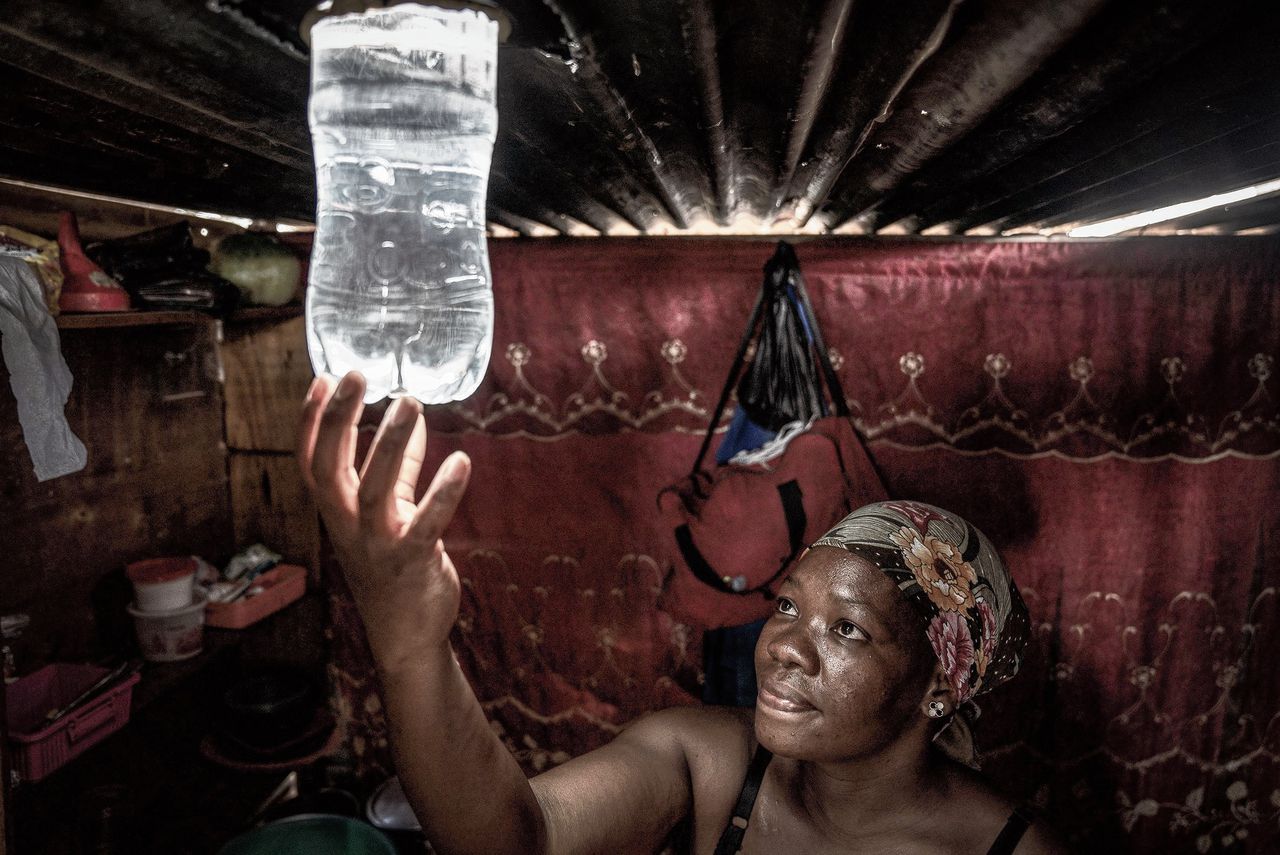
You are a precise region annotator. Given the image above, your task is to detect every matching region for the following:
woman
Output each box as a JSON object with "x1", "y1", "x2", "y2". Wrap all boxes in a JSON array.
[{"x1": 298, "y1": 372, "x2": 1064, "y2": 854}]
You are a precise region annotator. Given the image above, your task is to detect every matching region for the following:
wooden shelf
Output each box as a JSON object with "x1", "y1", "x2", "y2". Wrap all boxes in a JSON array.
[
  {"x1": 55, "y1": 309, "x2": 208, "y2": 328},
  {"x1": 55, "y1": 304, "x2": 302, "y2": 330},
  {"x1": 232, "y1": 305, "x2": 304, "y2": 323}
]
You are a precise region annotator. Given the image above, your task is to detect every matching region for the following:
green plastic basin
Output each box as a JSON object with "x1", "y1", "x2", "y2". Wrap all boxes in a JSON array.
[{"x1": 218, "y1": 815, "x2": 397, "y2": 855}]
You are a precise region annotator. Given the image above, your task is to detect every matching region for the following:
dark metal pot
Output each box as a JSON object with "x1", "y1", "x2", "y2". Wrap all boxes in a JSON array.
[{"x1": 219, "y1": 667, "x2": 318, "y2": 752}]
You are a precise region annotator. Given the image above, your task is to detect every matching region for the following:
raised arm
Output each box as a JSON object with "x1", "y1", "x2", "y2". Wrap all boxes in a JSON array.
[
  {"x1": 298, "y1": 371, "x2": 538, "y2": 854},
  {"x1": 298, "y1": 372, "x2": 692, "y2": 855}
]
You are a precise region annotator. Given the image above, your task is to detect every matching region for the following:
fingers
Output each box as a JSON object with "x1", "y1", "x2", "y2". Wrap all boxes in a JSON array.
[
  {"x1": 357, "y1": 397, "x2": 426, "y2": 533},
  {"x1": 397, "y1": 412, "x2": 429, "y2": 511},
  {"x1": 407, "y1": 451, "x2": 472, "y2": 546},
  {"x1": 309, "y1": 371, "x2": 367, "y2": 516},
  {"x1": 300, "y1": 372, "x2": 467, "y2": 551},
  {"x1": 297, "y1": 375, "x2": 335, "y2": 492}
]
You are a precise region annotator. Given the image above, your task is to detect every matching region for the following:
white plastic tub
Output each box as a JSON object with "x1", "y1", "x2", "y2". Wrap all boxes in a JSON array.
[{"x1": 127, "y1": 591, "x2": 207, "y2": 662}]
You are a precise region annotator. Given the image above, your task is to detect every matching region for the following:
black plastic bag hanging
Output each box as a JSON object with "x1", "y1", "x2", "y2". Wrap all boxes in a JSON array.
[
  {"x1": 735, "y1": 242, "x2": 846, "y2": 432},
  {"x1": 735, "y1": 246, "x2": 824, "y2": 431}
]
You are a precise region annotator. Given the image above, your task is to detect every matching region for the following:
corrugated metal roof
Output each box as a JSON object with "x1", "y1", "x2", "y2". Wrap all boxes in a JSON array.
[{"x1": 2, "y1": 0, "x2": 1277, "y2": 236}]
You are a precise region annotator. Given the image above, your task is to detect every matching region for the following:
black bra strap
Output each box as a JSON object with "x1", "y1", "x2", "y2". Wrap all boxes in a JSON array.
[
  {"x1": 713, "y1": 751, "x2": 1031, "y2": 855},
  {"x1": 713, "y1": 746, "x2": 773, "y2": 855},
  {"x1": 986, "y1": 804, "x2": 1035, "y2": 855}
]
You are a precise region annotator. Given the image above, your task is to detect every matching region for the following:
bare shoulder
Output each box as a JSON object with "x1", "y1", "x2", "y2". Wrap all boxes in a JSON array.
[
  {"x1": 938, "y1": 761, "x2": 1016, "y2": 813},
  {"x1": 527, "y1": 706, "x2": 753, "y2": 855},
  {"x1": 617, "y1": 704, "x2": 753, "y2": 759},
  {"x1": 628, "y1": 707, "x2": 760, "y2": 850},
  {"x1": 934, "y1": 763, "x2": 1070, "y2": 854},
  {"x1": 1013, "y1": 820, "x2": 1071, "y2": 854},
  {"x1": 618, "y1": 705, "x2": 756, "y2": 821}
]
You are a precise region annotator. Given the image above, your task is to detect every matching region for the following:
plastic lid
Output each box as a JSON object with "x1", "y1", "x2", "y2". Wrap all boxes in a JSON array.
[
  {"x1": 366, "y1": 776, "x2": 421, "y2": 831},
  {"x1": 125, "y1": 588, "x2": 207, "y2": 618},
  {"x1": 126, "y1": 557, "x2": 198, "y2": 585}
]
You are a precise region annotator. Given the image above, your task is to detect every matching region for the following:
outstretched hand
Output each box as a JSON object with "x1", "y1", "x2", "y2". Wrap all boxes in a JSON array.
[{"x1": 297, "y1": 371, "x2": 471, "y2": 670}]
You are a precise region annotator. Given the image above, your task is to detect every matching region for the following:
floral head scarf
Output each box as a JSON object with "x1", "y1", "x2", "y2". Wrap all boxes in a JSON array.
[{"x1": 812, "y1": 500, "x2": 1030, "y2": 767}]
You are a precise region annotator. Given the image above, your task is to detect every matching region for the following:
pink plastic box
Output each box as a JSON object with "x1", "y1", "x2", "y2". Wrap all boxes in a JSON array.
[
  {"x1": 4, "y1": 663, "x2": 140, "y2": 782},
  {"x1": 205, "y1": 564, "x2": 307, "y2": 630}
]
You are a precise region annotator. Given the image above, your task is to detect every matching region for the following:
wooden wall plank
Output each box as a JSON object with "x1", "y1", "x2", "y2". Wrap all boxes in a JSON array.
[
  {"x1": 221, "y1": 316, "x2": 313, "y2": 452},
  {"x1": 223, "y1": 312, "x2": 327, "y2": 670},
  {"x1": 0, "y1": 674, "x2": 8, "y2": 855},
  {"x1": 229, "y1": 451, "x2": 320, "y2": 578}
]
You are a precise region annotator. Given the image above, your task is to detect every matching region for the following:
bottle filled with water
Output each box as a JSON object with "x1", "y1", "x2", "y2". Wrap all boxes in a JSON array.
[{"x1": 307, "y1": 5, "x2": 498, "y2": 403}]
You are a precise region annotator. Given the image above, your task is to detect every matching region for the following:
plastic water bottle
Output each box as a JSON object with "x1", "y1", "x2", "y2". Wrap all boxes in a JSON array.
[{"x1": 307, "y1": 5, "x2": 498, "y2": 404}]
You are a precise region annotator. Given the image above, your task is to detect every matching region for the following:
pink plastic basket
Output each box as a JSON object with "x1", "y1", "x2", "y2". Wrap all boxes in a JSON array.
[{"x1": 5, "y1": 663, "x2": 140, "y2": 782}]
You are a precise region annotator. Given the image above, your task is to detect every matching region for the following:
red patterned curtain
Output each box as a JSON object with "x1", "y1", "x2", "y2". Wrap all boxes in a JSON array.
[{"x1": 330, "y1": 236, "x2": 1280, "y2": 853}]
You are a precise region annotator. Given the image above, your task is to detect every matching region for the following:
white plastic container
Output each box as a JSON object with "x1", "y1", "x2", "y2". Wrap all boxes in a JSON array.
[
  {"x1": 127, "y1": 591, "x2": 207, "y2": 662},
  {"x1": 125, "y1": 557, "x2": 197, "y2": 612}
]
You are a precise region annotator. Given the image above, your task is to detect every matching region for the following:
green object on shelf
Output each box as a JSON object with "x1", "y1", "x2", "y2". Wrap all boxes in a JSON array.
[
  {"x1": 218, "y1": 816, "x2": 396, "y2": 855},
  {"x1": 210, "y1": 232, "x2": 302, "y2": 307}
]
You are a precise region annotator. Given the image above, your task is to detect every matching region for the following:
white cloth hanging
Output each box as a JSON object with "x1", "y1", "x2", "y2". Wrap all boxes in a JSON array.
[{"x1": 0, "y1": 256, "x2": 87, "y2": 481}]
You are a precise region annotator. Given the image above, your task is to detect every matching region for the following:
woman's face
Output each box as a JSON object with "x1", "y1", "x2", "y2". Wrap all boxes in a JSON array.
[{"x1": 753, "y1": 546, "x2": 937, "y2": 762}]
